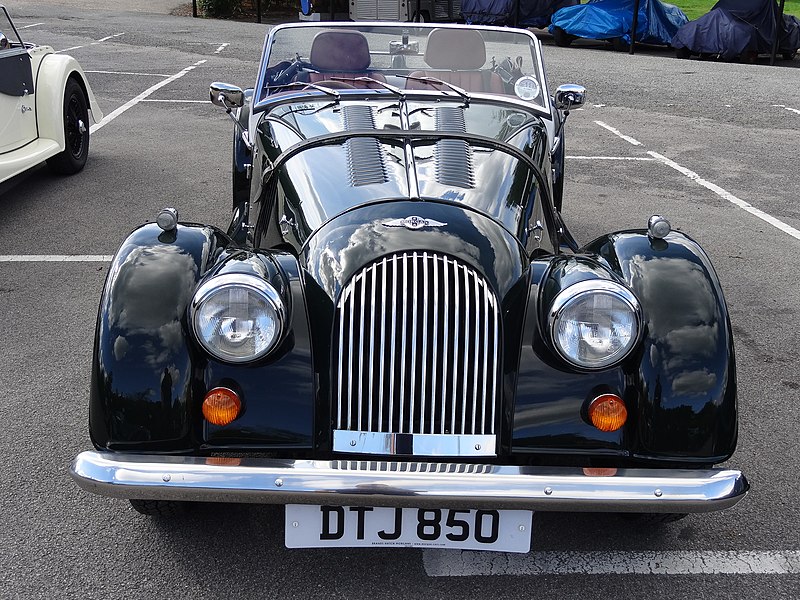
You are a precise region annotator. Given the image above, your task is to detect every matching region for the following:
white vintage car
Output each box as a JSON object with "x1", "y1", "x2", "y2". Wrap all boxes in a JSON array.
[{"x1": 0, "y1": 5, "x2": 102, "y2": 184}]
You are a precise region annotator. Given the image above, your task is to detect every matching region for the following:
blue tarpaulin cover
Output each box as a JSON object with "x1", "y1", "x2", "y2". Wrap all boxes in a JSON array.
[
  {"x1": 549, "y1": 0, "x2": 689, "y2": 45},
  {"x1": 461, "y1": 0, "x2": 578, "y2": 26},
  {"x1": 671, "y1": 0, "x2": 800, "y2": 60}
]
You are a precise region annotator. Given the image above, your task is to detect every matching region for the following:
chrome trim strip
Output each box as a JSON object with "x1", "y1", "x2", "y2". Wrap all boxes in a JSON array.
[
  {"x1": 333, "y1": 431, "x2": 496, "y2": 456},
  {"x1": 71, "y1": 451, "x2": 749, "y2": 513},
  {"x1": 358, "y1": 271, "x2": 366, "y2": 429},
  {"x1": 461, "y1": 265, "x2": 469, "y2": 435},
  {"x1": 337, "y1": 289, "x2": 346, "y2": 429},
  {"x1": 368, "y1": 264, "x2": 377, "y2": 429},
  {"x1": 452, "y1": 259, "x2": 460, "y2": 434},
  {"x1": 410, "y1": 251, "x2": 418, "y2": 432},
  {"x1": 389, "y1": 254, "x2": 397, "y2": 433},
  {"x1": 378, "y1": 256, "x2": 387, "y2": 431},
  {"x1": 420, "y1": 251, "x2": 429, "y2": 434}
]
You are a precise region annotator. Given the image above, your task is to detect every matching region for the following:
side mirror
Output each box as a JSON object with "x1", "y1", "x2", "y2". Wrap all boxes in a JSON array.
[
  {"x1": 554, "y1": 84, "x2": 586, "y2": 111},
  {"x1": 210, "y1": 82, "x2": 245, "y2": 110}
]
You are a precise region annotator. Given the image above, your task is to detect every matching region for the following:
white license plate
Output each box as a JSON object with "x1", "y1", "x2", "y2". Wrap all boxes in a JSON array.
[{"x1": 285, "y1": 505, "x2": 532, "y2": 553}]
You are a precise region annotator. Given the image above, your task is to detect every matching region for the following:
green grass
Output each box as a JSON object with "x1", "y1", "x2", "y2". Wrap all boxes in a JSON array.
[{"x1": 671, "y1": 1, "x2": 800, "y2": 21}]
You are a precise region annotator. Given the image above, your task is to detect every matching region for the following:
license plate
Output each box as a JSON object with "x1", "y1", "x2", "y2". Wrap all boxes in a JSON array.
[{"x1": 285, "y1": 505, "x2": 532, "y2": 553}]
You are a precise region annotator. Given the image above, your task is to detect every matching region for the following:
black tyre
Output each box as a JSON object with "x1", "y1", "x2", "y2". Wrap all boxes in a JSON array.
[
  {"x1": 129, "y1": 499, "x2": 186, "y2": 517},
  {"x1": 620, "y1": 513, "x2": 688, "y2": 526},
  {"x1": 783, "y1": 50, "x2": 797, "y2": 61},
  {"x1": 552, "y1": 26, "x2": 575, "y2": 48},
  {"x1": 47, "y1": 77, "x2": 90, "y2": 175},
  {"x1": 675, "y1": 46, "x2": 691, "y2": 59}
]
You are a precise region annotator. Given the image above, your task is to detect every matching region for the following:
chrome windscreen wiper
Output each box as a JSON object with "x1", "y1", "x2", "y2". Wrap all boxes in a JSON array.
[
  {"x1": 401, "y1": 75, "x2": 470, "y2": 106},
  {"x1": 331, "y1": 76, "x2": 407, "y2": 98},
  {"x1": 268, "y1": 81, "x2": 342, "y2": 102}
]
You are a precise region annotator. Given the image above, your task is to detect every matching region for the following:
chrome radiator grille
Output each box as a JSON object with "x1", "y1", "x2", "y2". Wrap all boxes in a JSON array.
[{"x1": 334, "y1": 252, "x2": 501, "y2": 439}]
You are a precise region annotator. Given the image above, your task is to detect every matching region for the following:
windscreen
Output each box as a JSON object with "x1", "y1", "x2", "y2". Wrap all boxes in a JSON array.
[{"x1": 254, "y1": 23, "x2": 550, "y2": 113}]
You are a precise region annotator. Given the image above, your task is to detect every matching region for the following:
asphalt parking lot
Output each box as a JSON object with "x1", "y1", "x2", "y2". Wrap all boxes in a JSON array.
[{"x1": 1, "y1": 2, "x2": 799, "y2": 598}]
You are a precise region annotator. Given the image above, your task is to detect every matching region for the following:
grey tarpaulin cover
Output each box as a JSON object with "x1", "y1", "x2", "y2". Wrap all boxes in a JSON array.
[
  {"x1": 672, "y1": 0, "x2": 800, "y2": 59},
  {"x1": 461, "y1": 0, "x2": 578, "y2": 26}
]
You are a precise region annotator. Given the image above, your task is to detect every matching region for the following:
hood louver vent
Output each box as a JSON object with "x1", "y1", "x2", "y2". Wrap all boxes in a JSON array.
[
  {"x1": 434, "y1": 107, "x2": 474, "y2": 189},
  {"x1": 342, "y1": 105, "x2": 388, "y2": 187}
]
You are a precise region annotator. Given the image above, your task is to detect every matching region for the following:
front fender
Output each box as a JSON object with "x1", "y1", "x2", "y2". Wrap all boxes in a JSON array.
[
  {"x1": 89, "y1": 224, "x2": 221, "y2": 451},
  {"x1": 584, "y1": 230, "x2": 738, "y2": 462},
  {"x1": 34, "y1": 52, "x2": 103, "y2": 146}
]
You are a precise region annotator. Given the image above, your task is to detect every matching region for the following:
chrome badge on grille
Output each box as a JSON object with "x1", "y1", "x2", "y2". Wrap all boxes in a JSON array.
[{"x1": 383, "y1": 216, "x2": 447, "y2": 230}]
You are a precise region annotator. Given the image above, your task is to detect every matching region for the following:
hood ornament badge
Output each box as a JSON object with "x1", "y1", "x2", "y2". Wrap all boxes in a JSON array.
[{"x1": 383, "y1": 216, "x2": 447, "y2": 230}]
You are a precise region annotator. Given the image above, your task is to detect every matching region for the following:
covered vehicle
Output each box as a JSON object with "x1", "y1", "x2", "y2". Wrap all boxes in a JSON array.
[
  {"x1": 550, "y1": 0, "x2": 688, "y2": 49},
  {"x1": 461, "y1": 0, "x2": 578, "y2": 27},
  {"x1": 70, "y1": 22, "x2": 747, "y2": 553},
  {"x1": 0, "y1": 5, "x2": 102, "y2": 185},
  {"x1": 672, "y1": 0, "x2": 800, "y2": 61}
]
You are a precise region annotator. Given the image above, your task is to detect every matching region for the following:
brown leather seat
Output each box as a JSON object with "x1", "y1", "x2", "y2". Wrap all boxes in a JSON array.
[
  {"x1": 305, "y1": 30, "x2": 387, "y2": 88},
  {"x1": 406, "y1": 28, "x2": 504, "y2": 94}
]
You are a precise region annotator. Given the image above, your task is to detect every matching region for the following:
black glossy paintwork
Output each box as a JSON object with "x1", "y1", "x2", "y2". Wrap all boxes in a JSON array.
[
  {"x1": 511, "y1": 233, "x2": 737, "y2": 464},
  {"x1": 89, "y1": 90, "x2": 739, "y2": 466},
  {"x1": 253, "y1": 97, "x2": 552, "y2": 250},
  {"x1": 89, "y1": 224, "x2": 219, "y2": 450},
  {"x1": 198, "y1": 251, "x2": 314, "y2": 448},
  {"x1": 584, "y1": 231, "x2": 738, "y2": 462},
  {"x1": 90, "y1": 225, "x2": 315, "y2": 451}
]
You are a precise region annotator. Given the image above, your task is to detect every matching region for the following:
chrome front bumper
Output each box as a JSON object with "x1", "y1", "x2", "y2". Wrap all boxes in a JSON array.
[{"x1": 70, "y1": 451, "x2": 748, "y2": 513}]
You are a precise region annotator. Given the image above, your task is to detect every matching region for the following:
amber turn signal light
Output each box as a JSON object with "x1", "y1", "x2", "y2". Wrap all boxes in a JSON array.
[
  {"x1": 588, "y1": 394, "x2": 627, "y2": 432},
  {"x1": 202, "y1": 387, "x2": 242, "y2": 426}
]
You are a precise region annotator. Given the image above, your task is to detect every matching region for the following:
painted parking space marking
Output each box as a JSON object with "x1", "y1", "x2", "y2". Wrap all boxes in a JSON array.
[
  {"x1": 0, "y1": 255, "x2": 112, "y2": 262},
  {"x1": 90, "y1": 59, "x2": 207, "y2": 134},
  {"x1": 142, "y1": 99, "x2": 211, "y2": 103},
  {"x1": 85, "y1": 70, "x2": 171, "y2": 77},
  {"x1": 214, "y1": 43, "x2": 230, "y2": 54},
  {"x1": 567, "y1": 156, "x2": 655, "y2": 161},
  {"x1": 648, "y1": 151, "x2": 800, "y2": 242},
  {"x1": 56, "y1": 32, "x2": 125, "y2": 53},
  {"x1": 92, "y1": 33, "x2": 125, "y2": 44},
  {"x1": 593, "y1": 120, "x2": 800, "y2": 243},
  {"x1": 594, "y1": 121, "x2": 642, "y2": 146},
  {"x1": 18, "y1": 22, "x2": 44, "y2": 29},
  {"x1": 423, "y1": 550, "x2": 800, "y2": 576},
  {"x1": 773, "y1": 104, "x2": 800, "y2": 115}
]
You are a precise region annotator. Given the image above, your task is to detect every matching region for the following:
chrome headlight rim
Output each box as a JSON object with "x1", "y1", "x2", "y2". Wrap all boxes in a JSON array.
[
  {"x1": 190, "y1": 273, "x2": 286, "y2": 364},
  {"x1": 547, "y1": 279, "x2": 642, "y2": 370}
]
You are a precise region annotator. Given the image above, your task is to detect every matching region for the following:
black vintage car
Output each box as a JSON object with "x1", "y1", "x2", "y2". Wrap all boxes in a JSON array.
[{"x1": 71, "y1": 22, "x2": 747, "y2": 553}]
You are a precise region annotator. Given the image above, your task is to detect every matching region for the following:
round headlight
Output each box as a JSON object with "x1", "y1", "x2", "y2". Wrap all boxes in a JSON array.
[
  {"x1": 191, "y1": 273, "x2": 286, "y2": 363},
  {"x1": 548, "y1": 280, "x2": 641, "y2": 369}
]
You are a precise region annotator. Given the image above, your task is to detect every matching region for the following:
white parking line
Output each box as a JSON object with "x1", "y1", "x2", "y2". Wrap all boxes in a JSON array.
[
  {"x1": 142, "y1": 99, "x2": 211, "y2": 103},
  {"x1": 773, "y1": 104, "x2": 800, "y2": 115},
  {"x1": 0, "y1": 255, "x2": 112, "y2": 262},
  {"x1": 93, "y1": 33, "x2": 125, "y2": 44},
  {"x1": 85, "y1": 70, "x2": 171, "y2": 77},
  {"x1": 648, "y1": 151, "x2": 800, "y2": 242},
  {"x1": 424, "y1": 550, "x2": 800, "y2": 576},
  {"x1": 593, "y1": 121, "x2": 800, "y2": 243},
  {"x1": 595, "y1": 121, "x2": 642, "y2": 146},
  {"x1": 18, "y1": 22, "x2": 44, "y2": 29},
  {"x1": 56, "y1": 32, "x2": 125, "y2": 53},
  {"x1": 90, "y1": 60, "x2": 207, "y2": 134},
  {"x1": 567, "y1": 156, "x2": 655, "y2": 161},
  {"x1": 214, "y1": 43, "x2": 230, "y2": 54}
]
